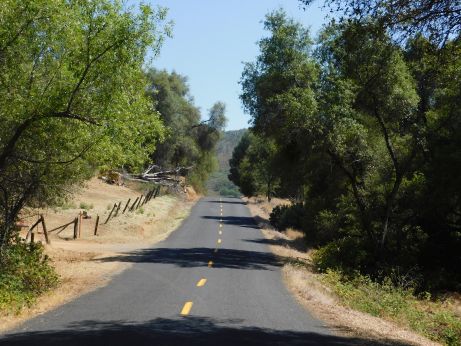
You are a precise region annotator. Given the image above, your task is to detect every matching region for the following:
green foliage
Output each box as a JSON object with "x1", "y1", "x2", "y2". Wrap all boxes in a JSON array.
[
  {"x1": 79, "y1": 202, "x2": 94, "y2": 210},
  {"x1": 206, "y1": 129, "x2": 246, "y2": 197},
  {"x1": 312, "y1": 238, "x2": 369, "y2": 273},
  {"x1": 56, "y1": 199, "x2": 77, "y2": 210},
  {"x1": 215, "y1": 129, "x2": 247, "y2": 171},
  {"x1": 188, "y1": 151, "x2": 218, "y2": 194},
  {"x1": 0, "y1": 0, "x2": 170, "y2": 254},
  {"x1": 229, "y1": 131, "x2": 280, "y2": 200},
  {"x1": 234, "y1": 8, "x2": 461, "y2": 292},
  {"x1": 207, "y1": 171, "x2": 240, "y2": 197},
  {"x1": 269, "y1": 203, "x2": 304, "y2": 231},
  {"x1": 320, "y1": 270, "x2": 461, "y2": 345},
  {"x1": 0, "y1": 240, "x2": 58, "y2": 313},
  {"x1": 146, "y1": 69, "x2": 226, "y2": 192}
]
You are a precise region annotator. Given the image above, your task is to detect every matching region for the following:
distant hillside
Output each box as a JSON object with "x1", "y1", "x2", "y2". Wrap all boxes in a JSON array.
[
  {"x1": 207, "y1": 129, "x2": 247, "y2": 196},
  {"x1": 215, "y1": 129, "x2": 247, "y2": 171}
]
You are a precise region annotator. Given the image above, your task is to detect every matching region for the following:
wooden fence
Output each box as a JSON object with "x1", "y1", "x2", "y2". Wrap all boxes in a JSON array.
[{"x1": 26, "y1": 185, "x2": 162, "y2": 243}]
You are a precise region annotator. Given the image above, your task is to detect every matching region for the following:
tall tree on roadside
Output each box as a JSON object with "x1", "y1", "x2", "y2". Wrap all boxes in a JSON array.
[{"x1": 146, "y1": 69, "x2": 227, "y2": 192}]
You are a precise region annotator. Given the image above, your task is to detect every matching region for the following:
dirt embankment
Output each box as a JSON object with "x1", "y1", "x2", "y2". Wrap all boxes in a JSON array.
[
  {"x1": 243, "y1": 197, "x2": 439, "y2": 346},
  {"x1": 1, "y1": 178, "x2": 197, "y2": 332}
]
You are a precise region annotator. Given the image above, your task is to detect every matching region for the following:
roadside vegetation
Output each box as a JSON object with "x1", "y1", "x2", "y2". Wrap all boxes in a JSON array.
[
  {"x1": 146, "y1": 69, "x2": 227, "y2": 193},
  {"x1": 319, "y1": 270, "x2": 461, "y2": 345},
  {"x1": 0, "y1": 242, "x2": 58, "y2": 314},
  {"x1": 231, "y1": 2, "x2": 461, "y2": 344}
]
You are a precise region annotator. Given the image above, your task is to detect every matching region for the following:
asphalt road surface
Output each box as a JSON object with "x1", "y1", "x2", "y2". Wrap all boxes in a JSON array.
[{"x1": 1, "y1": 197, "x2": 379, "y2": 345}]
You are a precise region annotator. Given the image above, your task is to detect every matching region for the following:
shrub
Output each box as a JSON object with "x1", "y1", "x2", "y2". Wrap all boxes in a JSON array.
[
  {"x1": 0, "y1": 239, "x2": 59, "y2": 313},
  {"x1": 55, "y1": 199, "x2": 76, "y2": 210},
  {"x1": 312, "y1": 237, "x2": 368, "y2": 273},
  {"x1": 320, "y1": 269, "x2": 461, "y2": 345},
  {"x1": 79, "y1": 202, "x2": 94, "y2": 210},
  {"x1": 269, "y1": 203, "x2": 304, "y2": 231}
]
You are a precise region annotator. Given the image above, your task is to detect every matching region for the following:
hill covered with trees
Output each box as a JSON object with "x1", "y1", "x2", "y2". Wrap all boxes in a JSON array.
[{"x1": 207, "y1": 129, "x2": 246, "y2": 197}]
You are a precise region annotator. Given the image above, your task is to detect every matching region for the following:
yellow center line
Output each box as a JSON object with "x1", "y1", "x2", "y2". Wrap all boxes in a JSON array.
[
  {"x1": 208, "y1": 260, "x2": 213, "y2": 267},
  {"x1": 196, "y1": 278, "x2": 207, "y2": 287},
  {"x1": 217, "y1": 238, "x2": 222, "y2": 244},
  {"x1": 180, "y1": 301, "x2": 193, "y2": 316}
]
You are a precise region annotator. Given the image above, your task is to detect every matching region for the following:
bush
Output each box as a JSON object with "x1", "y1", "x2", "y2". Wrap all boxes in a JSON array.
[
  {"x1": 269, "y1": 203, "x2": 304, "y2": 231},
  {"x1": 0, "y1": 239, "x2": 59, "y2": 313},
  {"x1": 79, "y1": 202, "x2": 94, "y2": 210},
  {"x1": 320, "y1": 269, "x2": 461, "y2": 345},
  {"x1": 312, "y1": 237, "x2": 369, "y2": 273},
  {"x1": 219, "y1": 187, "x2": 240, "y2": 197}
]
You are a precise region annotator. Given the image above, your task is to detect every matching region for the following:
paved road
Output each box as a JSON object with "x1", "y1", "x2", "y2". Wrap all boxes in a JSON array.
[{"x1": 1, "y1": 197, "x2": 374, "y2": 345}]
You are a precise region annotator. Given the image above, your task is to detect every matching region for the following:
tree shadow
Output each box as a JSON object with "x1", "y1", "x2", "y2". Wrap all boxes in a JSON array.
[
  {"x1": 1, "y1": 316, "x2": 407, "y2": 346},
  {"x1": 244, "y1": 235, "x2": 309, "y2": 253},
  {"x1": 206, "y1": 200, "x2": 247, "y2": 205},
  {"x1": 95, "y1": 247, "x2": 282, "y2": 270},
  {"x1": 202, "y1": 216, "x2": 258, "y2": 229}
]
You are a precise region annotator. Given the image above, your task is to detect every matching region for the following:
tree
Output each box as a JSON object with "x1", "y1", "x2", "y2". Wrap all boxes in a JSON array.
[
  {"x1": 0, "y1": 1, "x2": 170, "y2": 255},
  {"x1": 146, "y1": 69, "x2": 201, "y2": 168},
  {"x1": 300, "y1": 0, "x2": 461, "y2": 46},
  {"x1": 146, "y1": 69, "x2": 227, "y2": 192},
  {"x1": 240, "y1": 9, "x2": 318, "y2": 143},
  {"x1": 229, "y1": 131, "x2": 279, "y2": 201}
]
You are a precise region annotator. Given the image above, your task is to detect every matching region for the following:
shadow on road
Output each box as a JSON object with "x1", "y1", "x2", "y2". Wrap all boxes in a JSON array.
[
  {"x1": 202, "y1": 215, "x2": 258, "y2": 229},
  {"x1": 95, "y1": 247, "x2": 281, "y2": 270},
  {"x1": 206, "y1": 199, "x2": 247, "y2": 205},
  {"x1": 0, "y1": 316, "x2": 406, "y2": 346}
]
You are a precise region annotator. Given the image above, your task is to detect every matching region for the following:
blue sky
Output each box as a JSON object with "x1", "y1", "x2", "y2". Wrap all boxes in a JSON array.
[{"x1": 146, "y1": 0, "x2": 328, "y2": 130}]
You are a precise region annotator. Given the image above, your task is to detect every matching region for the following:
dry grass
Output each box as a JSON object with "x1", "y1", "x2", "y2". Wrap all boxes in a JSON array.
[
  {"x1": 1, "y1": 178, "x2": 197, "y2": 332},
  {"x1": 244, "y1": 196, "x2": 440, "y2": 346}
]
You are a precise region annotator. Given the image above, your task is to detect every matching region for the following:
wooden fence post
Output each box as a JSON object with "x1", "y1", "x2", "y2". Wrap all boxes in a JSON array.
[
  {"x1": 26, "y1": 217, "x2": 42, "y2": 241},
  {"x1": 147, "y1": 188, "x2": 154, "y2": 202},
  {"x1": 94, "y1": 215, "x2": 100, "y2": 236},
  {"x1": 30, "y1": 232, "x2": 35, "y2": 244},
  {"x1": 104, "y1": 203, "x2": 117, "y2": 224},
  {"x1": 73, "y1": 217, "x2": 78, "y2": 239},
  {"x1": 137, "y1": 195, "x2": 143, "y2": 209},
  {"x1": 129, "y1": 197, "x2": 139, "y2": 212},
  {"x1": 40, "y1": 214, "x2": 50, "y2": 244},
  {"x1": 114, "y1": 202, "x2": 121, "y2": 217},
  {"x1": 145, "y1": 190, "x2": 153, "y2": 204},
  {"x1": 78, "y1": 211, "x2": 82, "y2": 238},
  {"x1": 154, "y1": 185, "x2": 160, "y2": 198},
  {"x1": 123, "y1": 198, "x2": 131, "y2": 213}
]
